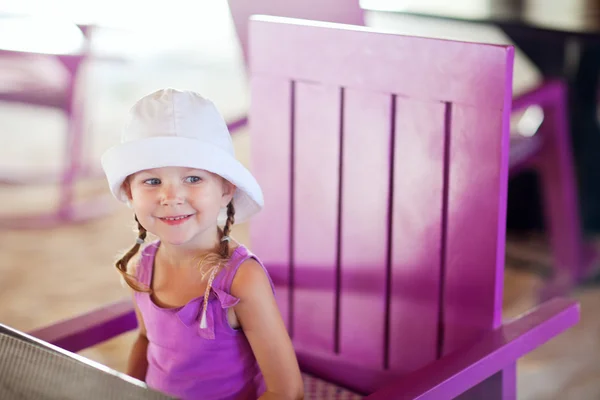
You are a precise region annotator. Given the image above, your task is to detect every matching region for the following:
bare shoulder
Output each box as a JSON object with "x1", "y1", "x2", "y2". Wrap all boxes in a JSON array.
[
  {"x1": 228, "y1": 257, "x2": 303, "y2": 397},
  {"x1": 230, "y1": 257, "x2": 272, "y2": 299}
]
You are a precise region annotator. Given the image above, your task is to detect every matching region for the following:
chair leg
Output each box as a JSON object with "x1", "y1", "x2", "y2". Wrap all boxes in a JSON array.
[
  {"x1": 57, "y1": 73, "x2": 82, "y2": 220},
  {"x1": 535, "y1": 82, "x2": 593, "y2": 297}
]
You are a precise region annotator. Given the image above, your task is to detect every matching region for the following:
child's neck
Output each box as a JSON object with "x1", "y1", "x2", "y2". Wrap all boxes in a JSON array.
[{"x1": 158, "y1": 228, "x2": 221, "y2": 268}]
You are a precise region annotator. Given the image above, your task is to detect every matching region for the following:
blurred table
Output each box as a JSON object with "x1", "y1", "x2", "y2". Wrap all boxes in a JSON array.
[{"x1": 362, "y1": 0, "x2": 600, "y2": 233}]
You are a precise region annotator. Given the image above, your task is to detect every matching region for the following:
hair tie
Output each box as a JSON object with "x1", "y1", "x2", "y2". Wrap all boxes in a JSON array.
[
  {"x1": 136, "y1": 237, "x2": 145, "y2": 245},
  {"x1": 221, "y1": 236, "x2": 230, "y2": 242}
]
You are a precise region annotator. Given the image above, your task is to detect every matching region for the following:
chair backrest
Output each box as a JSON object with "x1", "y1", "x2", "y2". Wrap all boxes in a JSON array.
[
  {"x1": 248, "y1": 16, "x2": 514, "y2": 394},
  {"x1": 226, "y1": 0, "x2": 364, "y2": 64}
]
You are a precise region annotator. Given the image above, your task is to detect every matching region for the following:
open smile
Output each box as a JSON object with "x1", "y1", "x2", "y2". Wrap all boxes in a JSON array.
[{"x1": 158, "y1": 214, "x2": 194, "y2": 225}]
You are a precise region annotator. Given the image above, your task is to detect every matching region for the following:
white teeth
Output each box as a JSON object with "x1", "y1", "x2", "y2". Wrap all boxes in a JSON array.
[{"x1": 164, "y1": 215, "x2": 189, "y2": 221}]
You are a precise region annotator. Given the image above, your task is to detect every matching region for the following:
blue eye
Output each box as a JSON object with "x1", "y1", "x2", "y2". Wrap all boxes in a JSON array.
[
  {"x1": 185, "y1": 176, "x2": 201, "y2": 183},
  {"x1": 144, "y1": 178, "x2": 161, "y2": 185}
]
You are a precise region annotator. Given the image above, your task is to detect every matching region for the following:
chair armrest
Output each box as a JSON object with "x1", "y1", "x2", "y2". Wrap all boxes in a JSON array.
[
  {"x1": 27, "y1": 298, "x2": 137, "y2": 353},
  {"x1": 509, "y1": 134, "x2": 544, "y2": 174},
  {"x1": 364, "y1": 297, "x2": 579, "y2": 400},
  {"x1": 512, "y1": 79, "x2": 564, "y2": 111}
]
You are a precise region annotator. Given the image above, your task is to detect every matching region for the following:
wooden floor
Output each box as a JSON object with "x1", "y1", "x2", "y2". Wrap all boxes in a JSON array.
[{"x1": 1, "y1": 10, "x2": 600, "y2": 399}]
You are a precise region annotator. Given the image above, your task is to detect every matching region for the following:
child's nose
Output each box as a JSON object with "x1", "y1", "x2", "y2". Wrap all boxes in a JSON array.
[{"x1": 160, "y1": 184, "x2": 184, "y2": 205}]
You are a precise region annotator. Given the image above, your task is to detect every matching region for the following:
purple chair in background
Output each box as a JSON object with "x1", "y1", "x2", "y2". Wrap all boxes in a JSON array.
[
  {"x1": 0, "y1": 15, "x2": 115, "y2": 228},
  {"x1": 27, "y1": 17, "x2": 579, "y2": 399},
  {"x1": 510, "y1": 82, "x2": 594, "y2": 298}
]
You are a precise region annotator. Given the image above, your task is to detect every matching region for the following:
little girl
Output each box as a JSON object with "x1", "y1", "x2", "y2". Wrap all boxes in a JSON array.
[{"x1": 101, "y1": 88, "x2": 304, "y2": 400}]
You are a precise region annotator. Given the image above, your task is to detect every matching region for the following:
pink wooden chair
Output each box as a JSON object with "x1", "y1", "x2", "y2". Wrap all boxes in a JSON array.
[
  {"x1": 26, "y1": 17, "x2": 579, "y2": 399},
  {"x1": 245, "y1": 15, "x2": 579, "y2": 398},
  {"x1": 0, "y1": 16, "x2": 115, "y2": 228},
  {"x1": 225, "y1": 1, "x2": 594, "y2": 297}
]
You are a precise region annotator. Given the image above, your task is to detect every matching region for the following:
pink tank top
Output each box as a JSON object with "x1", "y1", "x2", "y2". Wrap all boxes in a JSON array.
[{"x1": 135, "y1": 241, "x2": 275, "y2": 399}]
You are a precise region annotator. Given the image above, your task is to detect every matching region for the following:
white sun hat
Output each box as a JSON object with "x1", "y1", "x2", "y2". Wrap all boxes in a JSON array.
[{"x1": 100, "y1": 88, "x2": 263, "y2": 224}]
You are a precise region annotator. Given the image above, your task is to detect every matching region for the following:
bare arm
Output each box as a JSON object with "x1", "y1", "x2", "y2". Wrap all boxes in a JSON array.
[
  {"x1": 126, "y1": 293, "x2": 149, "y2": 381},
  {"x1": 231, "y1": 259, "x2": 304, "y2": 400}
]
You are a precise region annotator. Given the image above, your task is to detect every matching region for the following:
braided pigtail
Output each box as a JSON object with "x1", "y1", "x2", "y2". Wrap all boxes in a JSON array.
[
  {"x1": 199, "y1": 201, "x2": 236, "y2": 329},
  {"x1": 115, "y1": 215, "x2": 151, "y2": 292}
]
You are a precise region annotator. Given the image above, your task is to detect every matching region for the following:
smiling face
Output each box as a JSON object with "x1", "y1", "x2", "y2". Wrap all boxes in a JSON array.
[{"x1": 125, "y1": 167, "x2": 235, "y2": 249}]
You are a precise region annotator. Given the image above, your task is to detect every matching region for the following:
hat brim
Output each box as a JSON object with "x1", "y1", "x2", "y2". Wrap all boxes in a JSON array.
[{"x1": 101, "y1": 136, "x2": 263, "y2": 224}]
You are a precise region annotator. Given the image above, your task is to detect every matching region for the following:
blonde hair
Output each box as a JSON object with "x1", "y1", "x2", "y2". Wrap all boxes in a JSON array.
[{"x1": 115, "y1": 202, "x2": 236, "y2": 292}]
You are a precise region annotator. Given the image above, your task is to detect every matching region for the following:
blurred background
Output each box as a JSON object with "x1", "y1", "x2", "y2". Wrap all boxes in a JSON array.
[{"x1": 1, "y1": 1, "x2": 600, "y2": 399}]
